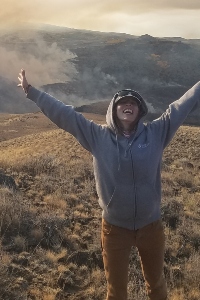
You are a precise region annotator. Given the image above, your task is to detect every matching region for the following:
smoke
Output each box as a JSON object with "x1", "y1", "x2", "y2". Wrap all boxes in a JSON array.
[
  {"x1": 0, "y1": 33, "x2": 77, "y2": 87},
  {"x1": 0, "y1": 28, "x2": 79, "y2": 113},
  {"x1": 0, "y1": 75, "x2": 39, "y2": 113},
  {"x1": 0, "y1": 28, "x2": 120, "y2": 112},
  {"x1": 46, "y1": 88, "x2": 87, "y2": 107},
  {"x1": 44, "y1": 67, "x2": 119, "y2": 106}
]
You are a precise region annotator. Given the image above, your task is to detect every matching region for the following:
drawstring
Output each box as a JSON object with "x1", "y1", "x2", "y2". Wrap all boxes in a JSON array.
[
  {"x1": 125, "y1": 136, "x2": 135, "y2": 158},
  {"x1": 115, "y1": 134, "x2": 121, "y2": 171},
  {"x1": 116, "y1": 133, "x2": 136, "y2": 166}
]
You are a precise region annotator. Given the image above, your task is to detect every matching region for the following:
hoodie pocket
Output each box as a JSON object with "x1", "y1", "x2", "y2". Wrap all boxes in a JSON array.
[
  {"x1": 106, "y1": 184, "x2": 135, "y2": 221},
  {"x1": 136, "y1": 183, "x2": 160, "y2": 218}
]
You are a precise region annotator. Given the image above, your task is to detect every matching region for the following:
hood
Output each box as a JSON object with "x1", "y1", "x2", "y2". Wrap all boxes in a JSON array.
[{"x1": 106, "y1": 90, "x2": 148, "y2": 133}]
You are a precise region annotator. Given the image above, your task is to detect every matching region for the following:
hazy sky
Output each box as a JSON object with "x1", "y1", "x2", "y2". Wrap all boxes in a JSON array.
[{"x1": 1, "y1": 0, "x2": 200, "y2": 38}]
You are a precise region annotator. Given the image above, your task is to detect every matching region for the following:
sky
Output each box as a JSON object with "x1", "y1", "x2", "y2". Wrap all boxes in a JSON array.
[{"x1": 1, "y1": 0, "x2": 200, "y2": 39}]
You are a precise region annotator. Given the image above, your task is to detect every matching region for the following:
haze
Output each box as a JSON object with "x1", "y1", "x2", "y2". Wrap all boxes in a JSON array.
[{"x1": 1, "y1": 0, "x2": 200, "y2": 38}]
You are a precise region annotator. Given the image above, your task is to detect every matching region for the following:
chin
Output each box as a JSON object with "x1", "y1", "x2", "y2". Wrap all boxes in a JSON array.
[{"x1": 123, "y1": 117, "x2": 136, "y2": 122}]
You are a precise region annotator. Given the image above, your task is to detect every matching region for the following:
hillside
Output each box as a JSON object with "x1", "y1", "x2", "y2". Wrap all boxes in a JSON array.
[
  {"x1": 75, "y1": 101, "x2": 200, "y2": 126},
  {"x1": 0, "y1": 26, "x2": 200, "y2": 124},
  {"x1": 0, "y1": 112, "x2": 199, "y2": 299}
]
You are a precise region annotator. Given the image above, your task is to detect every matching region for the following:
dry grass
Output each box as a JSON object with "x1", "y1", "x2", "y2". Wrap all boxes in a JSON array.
[{"x1": 0, "y1": 112, "x2": 199, "y2": 299}]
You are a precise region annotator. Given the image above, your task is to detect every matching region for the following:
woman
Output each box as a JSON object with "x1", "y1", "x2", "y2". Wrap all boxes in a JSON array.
[{"x1": 18, "y1": 69, "x2": 200, "y2": 300}]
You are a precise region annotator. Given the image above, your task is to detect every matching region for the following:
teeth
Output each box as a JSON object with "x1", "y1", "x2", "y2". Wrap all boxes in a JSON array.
[{"x1": 123, "y1": 109, "x2": 132, "y2": 114}]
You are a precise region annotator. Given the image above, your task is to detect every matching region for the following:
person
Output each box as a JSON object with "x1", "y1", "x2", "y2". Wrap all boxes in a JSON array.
[{"x1": 18, "y1": 69, "x2": 200, "y2": 300}]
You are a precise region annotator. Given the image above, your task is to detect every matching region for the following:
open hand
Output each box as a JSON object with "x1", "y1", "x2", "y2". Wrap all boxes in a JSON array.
[{"x1": 18, "y1": 69, "x2": 31, "y2": 94}]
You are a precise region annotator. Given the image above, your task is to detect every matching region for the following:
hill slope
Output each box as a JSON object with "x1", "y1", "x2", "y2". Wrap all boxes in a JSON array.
[{"x1": 0, "y1": 112, "x2": 199, "y2": 299}]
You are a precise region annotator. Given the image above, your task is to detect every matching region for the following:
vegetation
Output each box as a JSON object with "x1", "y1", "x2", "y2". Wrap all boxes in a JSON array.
[{"x1": 0, "y1": 112, "x2": 199, "y2": 299}]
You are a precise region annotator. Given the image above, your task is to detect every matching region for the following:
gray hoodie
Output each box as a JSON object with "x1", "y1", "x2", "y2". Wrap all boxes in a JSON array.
[{"x1": 27, "y1": 82, "x2": 200, "y2": 230}]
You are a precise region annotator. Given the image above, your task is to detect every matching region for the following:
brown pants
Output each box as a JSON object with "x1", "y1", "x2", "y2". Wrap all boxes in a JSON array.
[{"x1": 101, "y1": 219, "x2": 167, "y2": 300}]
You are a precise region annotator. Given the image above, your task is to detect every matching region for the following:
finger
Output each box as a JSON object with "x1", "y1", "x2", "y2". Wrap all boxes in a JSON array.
[
  {"x1": 21, "y1": 69, "x2": 25, "y2": 76},
  {"x1": 17, "y1": 84, "x2": 22, "y2": 87}
]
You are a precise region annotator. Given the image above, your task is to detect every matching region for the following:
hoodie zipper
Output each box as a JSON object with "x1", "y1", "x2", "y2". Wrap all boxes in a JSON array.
[{"x1": 116, "y1": 133, "x2": 138, "y2": 229}]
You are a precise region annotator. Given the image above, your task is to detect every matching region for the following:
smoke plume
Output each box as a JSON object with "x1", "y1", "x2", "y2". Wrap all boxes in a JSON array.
[{"x1": 0, "y1": 33, "x2": 77, "y2": 87}]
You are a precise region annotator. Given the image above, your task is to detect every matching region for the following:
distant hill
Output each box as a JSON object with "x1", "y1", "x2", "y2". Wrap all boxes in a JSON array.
[
  {"x1": 75, "y1": 100, "x2": 200, "y2": 126},
  {"x1": 0, "y1": 26, "x2": 200, "y2": 124}
]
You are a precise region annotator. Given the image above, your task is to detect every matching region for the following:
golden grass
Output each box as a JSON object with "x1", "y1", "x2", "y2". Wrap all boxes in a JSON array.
[{"x1": 0, "y1": 112, "x2": 199, "y2": 299}]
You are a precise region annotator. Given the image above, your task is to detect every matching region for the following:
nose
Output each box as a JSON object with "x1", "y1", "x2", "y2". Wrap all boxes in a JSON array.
[{"x1": 126, "y1": 100, "x2": 138, "y2": 107}]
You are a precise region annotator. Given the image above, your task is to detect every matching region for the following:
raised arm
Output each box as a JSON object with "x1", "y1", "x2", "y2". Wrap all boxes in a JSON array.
[
  {"x1": 150, "y1": 82, "x2": 200, "y2": 148},
  {"x1": 18, "y1": 69, "x2": 104, "y2": 153}
]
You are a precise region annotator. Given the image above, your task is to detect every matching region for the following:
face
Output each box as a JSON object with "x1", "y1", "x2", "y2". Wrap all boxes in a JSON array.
[{"x1": 115, "y1": 97, "x2": 140, "y2": 130}]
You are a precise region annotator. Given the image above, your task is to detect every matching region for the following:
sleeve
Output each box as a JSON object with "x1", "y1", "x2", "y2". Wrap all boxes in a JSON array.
[
  {"x1": 150, "y1": 81, "x2": 200, "y2": 149},
  {"x1": 27, "y1": 87, "x2": 103, "y2": 153}
]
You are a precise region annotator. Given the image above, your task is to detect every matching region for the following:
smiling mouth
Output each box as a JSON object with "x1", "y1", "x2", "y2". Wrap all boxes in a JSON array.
[{"x1": 123, "y1": 109, "x2": 133, "y2": 114}]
